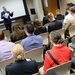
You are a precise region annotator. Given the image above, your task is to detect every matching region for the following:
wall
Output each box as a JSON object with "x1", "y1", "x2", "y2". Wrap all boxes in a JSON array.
[
  {"x1": 26, "y1": 0, "x2": 37, "y2": 21},
  {"x1": 42, "y1": 0, "x2": 58, "y2": 16},
  {"x1": 26, "y1": 0, "x2": 44, "y2": 21},
  {"x1": 59, "y1": 0, "x2": 75, "y2": 15}
]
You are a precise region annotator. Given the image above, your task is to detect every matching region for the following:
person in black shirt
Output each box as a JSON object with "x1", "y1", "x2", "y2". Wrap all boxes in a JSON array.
[
  {"x1": 47, "y1": 13, "x2": 62, "y2": 33},
  {"x1": 33, "y1": 19, "x2": 47, "y2": 35},
  {"x1": 6, "y1": 44, "x2": 38, "y2": 75}
]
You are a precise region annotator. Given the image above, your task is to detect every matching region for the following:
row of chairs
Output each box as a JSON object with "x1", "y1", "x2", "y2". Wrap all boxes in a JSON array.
[
  {"x1": 0, "y1": 47, "x2": 44, "y2": 75},
  {"x1": 0, "y1": 46, "x2": 74, "y2": 75}
]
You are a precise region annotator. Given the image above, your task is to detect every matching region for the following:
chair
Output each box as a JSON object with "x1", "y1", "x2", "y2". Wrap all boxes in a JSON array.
[
  {"x1": 39, "y1": 32, "x2": 49, "y2": 45},
  {"x1": 15, "y1": 40, "x2": 22, "y2": 44},
  {"x1": 46, "y1": 61, "x2": 72, "y2": 75},
  {"x1": 0, "y1": 58, "x2": 14, "y2": 75},
  {"x1": 44, "y1": 23, "x2": 51, "y2": 30},
  {"x1": 71, "y1": 37, "x2": 75, "y2": 44},
  {"x1": 54, "y1": 29, "x2": 65, "y2": 39},
  {"x1": 69, "y1": 25, "x2": 75, "y2": 37},
  {"x1": 25, "y1": 47, "x2": 44, "y2": 62},
  {"x1": 46, "y1": 61, "x2": 71, "y2": 75},
  {"x1": 63, "y1": 38, "x2": 68, "y2": 46}
]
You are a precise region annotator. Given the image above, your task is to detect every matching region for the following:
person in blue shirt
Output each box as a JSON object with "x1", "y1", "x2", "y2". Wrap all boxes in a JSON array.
[
  {"x1": 21, "y1": 24, "x2": 43, "y2": 52},
  {"x1": 1, "y1": 6, "x2": 13, "y2": 33}
]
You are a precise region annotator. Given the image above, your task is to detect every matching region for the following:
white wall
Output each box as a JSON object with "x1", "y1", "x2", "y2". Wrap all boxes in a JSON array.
[
  {"x1": 26, "y1": 0, "x2": 44, "y2": 21},
  {"x1": 26, "y1": 0, "x2": 37, "y2": 21},
  {"x1": 59, "y1": 0, "x2": 75, "y2": 15}
]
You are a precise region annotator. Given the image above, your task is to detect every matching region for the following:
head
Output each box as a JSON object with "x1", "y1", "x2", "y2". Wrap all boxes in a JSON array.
[
  {"x1": 70, "y1": 6, "x2": 75, "y2": 15},
  {"x1": 12, "y1": 23, "x2": 20, "y2": 32},
  {"x1": 66, "y1": 3, "x2": 75, "y2": 13},
  {"x1": 50, "y1": 31, "x2": 64, "y2": 46},
  {"x1": 47, "y1": 13, "x2": 55, "y2": 22},
  {"x1": 44, "y1": 10, "x2": 48, "y2": 16},
  {"x1": 56, "y1": 9, "x2": 62, "y2": 15},
  {"x1": 0, "y1": 30, "x2": 5, "y2": 40},
  {"x1": 33, "y1": 19, "x2": 42, "y2": 30},
  {"x1": 3, "y1": 6, "x2": 7, "y2": 11},
  {"x1": 25, "y1": 24, "x2": 34, "y2": 35},
  {"x1": 11, "y1": 44, "x2": 25, "y2": 60}
]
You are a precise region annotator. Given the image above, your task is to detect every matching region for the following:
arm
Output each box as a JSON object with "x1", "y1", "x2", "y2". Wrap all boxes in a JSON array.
[
  {"x1": 44, "y1": 53, "x2": 52, "y2": 74},
  {"x1": 64, "y1": 20, "x2": 71, "y2": 30},
  {"x1": 9, "y1": 11, "x2": 13, "y2": 17},
  {"x1": 1, "y1": 12, "x2": 5, "y2": 19}
]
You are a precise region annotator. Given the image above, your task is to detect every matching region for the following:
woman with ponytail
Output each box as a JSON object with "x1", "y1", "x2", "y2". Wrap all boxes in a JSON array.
[
  {"x1": 39, "y1": 31, "x2": 71, "y2": 75},
  {"x1": 6, "y1": 44, "x2": 38, "y2": 75}
]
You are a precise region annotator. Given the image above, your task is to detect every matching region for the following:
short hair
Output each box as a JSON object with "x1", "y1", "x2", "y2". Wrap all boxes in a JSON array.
[
  {"x1": 50, "y1": 31, "x2": 64, "y2": 44},
  {"x1": 67, "y1": 3, "x2": 74, "y2": 7},
  {"x1": 67, "y1": 3, "x2": 75, "y2": 10},
  {"x1": 11, "y1": 44, "x2": 25, "y2": 60},
  {"x1": 70, "y1": 6, "x2": 75, "y2": 13},
  {"x1": 56, "y1": 9, "x2": 62, "y2": 15},
  {"x1": 47, "y1": 13, "x2": 54, "y2": 19},
  {"x1": 33, "y1": 19, "x2": 42, "y2": 29},
  {"x1": 26, "y1": 24, "x2": 34, "y2": 34},
  {"x1": 0, "y1": 30, "x2": 4, "y2": 40}
]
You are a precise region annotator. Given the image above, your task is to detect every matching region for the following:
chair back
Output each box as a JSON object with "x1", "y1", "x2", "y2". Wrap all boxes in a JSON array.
[
  {"x1": 25, "y1": 47, "x2": 44, "y2": 62},
  {"x1": 69, "y1": 25, "x2": 75, "y2": 37},
  {"x1": 0, "y1": 58, "x2": 14, "y2": 75},
  {"x1": 72, "y1": 37, "x2": 75, "y2": 44},
  {"x1": 15, "y1": 40, "x2": 22, "y2": 44},
  {"x1": 39, "y1": 32, "x2": 49, "y2": 45},
  {"x1": 54, "y1": 29, "x2": 65, "y2": 39},
  {"x1": 46, "y1": 61, "x2": 71, "y2": 75}
]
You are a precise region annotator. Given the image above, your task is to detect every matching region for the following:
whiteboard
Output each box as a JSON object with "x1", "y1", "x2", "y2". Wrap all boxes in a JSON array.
[{"x1": 0, "y1": 0, "x2": 26, "y2": 21}]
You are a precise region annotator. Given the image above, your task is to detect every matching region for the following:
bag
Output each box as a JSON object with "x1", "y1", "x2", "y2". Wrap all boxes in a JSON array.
[{"x1": 47, "y1": 51, "x2": 59, "y2": 65}]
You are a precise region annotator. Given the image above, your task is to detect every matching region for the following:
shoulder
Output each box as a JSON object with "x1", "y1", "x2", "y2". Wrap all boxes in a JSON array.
[{"x1": 6, "y1": 63, "x2": 14, "y2": 71}]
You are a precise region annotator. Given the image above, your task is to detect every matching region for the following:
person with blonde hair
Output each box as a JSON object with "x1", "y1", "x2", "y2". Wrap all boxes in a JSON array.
[
  {"x1": 0, "y1": 30, "x2": 14, "y2": 61},
  {"x1": 33, "y1": 19, "x2": 47, "y2": 35},
  {"x1": 55, "y1": 9, "x2": 64, "y2": 20},
  {"x1": 10, "y1": 23, "x2": 27, "y2": 42},
  {"x1": 47, "y1": 13, "x2": 62, "y2": 33},
  {"x1": 39, "y1": 31, "x2": 71, "y2": 75},
  {"x1": 6, "y1": 44, "x2": 38, "y2": 75}
]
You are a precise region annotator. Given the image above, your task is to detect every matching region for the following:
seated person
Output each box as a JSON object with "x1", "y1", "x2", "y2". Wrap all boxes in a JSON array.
[
  {"x1": 21, "y1": 24, "x2": 43, "y2": 52},
  {"x1": 39, "y1": 31, "x2": 71, "y2": 75},
  {"x1": 55, "y1": 9, "x2": 64, "y2": 20},
  {"x1": 33, "y1": 19, "x2": 47, "y2": 35},
  {"x1": 10, "y1": 23, "x2": 27, "y2": 42},
  {"x1": 42, "y1": 10, "x2": 50, "y2": 25},
  {"x1": 64, "y1": 6, "x2": 75, "y2": 38},
  {"x1": 0, "y1": 30, "x2": 14, "y2": 61},
  {"x1": 48, "y1": 13, "x2": 62, "y2": 33},
  {"x1": 6, "y1": 44, "x2": 38, "y2": 75}
]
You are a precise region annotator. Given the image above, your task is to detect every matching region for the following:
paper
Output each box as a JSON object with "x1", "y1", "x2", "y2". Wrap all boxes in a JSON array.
[{"x1": 4, "y1": 13, "x2": 9, "y2": 18}]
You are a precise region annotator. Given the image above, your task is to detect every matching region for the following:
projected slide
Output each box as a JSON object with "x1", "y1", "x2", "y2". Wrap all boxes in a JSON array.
[{"x1": 0, "y1": 0, "x2": 26, "y2": 22}]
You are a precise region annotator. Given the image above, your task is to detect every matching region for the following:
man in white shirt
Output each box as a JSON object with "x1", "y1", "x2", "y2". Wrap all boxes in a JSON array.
[
  {"x1": 63, "y1": 3, "x2": 75, "y2": 25},
  {"x1": 63, "y1": 8, "x2": 72, "y2": 25}
]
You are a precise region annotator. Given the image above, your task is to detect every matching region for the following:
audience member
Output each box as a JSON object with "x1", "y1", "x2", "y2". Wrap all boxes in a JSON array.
[
  {"x1": 55, "y1": 9, "x2": 64, "y2": 20},
  {"x1": 33, "y1": 19, "x2": 47, "y2": 35},
  {"x1": 10, "y1": 23, "x2": 27, "y2": 42},
  {"x1": 48, "y1": 13, "x2": 62, "y2": 33},
  {"x1": 0, "y1": 30, "x2": 14, "y2": 61},
  {"x1": 42, "y1": 10, "x2": 50, "y2": 25},
  {"x1": 65, "y1": 3, "x2": 75, "y2": 15},
  {"x1": 64, "y1": 6, "x2": 75, "y2": 37},
  {"x1": 63, "y1": 3, "x2": 74, "y2": 25},
  {"x1": 21, "y1": 24, "x2": 43, "y2": 52},
  {"x1": 6, "y1": 44, "x2": 38, "y2": 75},
  {"x1": 39, "y1": 31, "x2": 71, "y2": 75}
]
